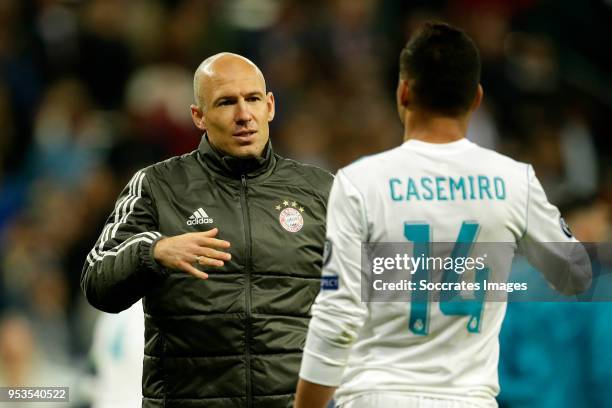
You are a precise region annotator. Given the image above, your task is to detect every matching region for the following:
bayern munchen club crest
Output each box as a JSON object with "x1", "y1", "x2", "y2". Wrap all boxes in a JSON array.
[{"x1": 275, "y1": 200, "x2": 305, "y2": 232}]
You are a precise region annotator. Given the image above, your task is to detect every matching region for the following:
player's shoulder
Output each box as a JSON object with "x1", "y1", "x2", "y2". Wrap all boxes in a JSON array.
[
  {"x1": 140, "y1": 150, "x2": 200, "y2": 180},
  {"x1": 341, "y1": 145, "x2": 405, "y2": 177},
  {"x1": 275, "y1": 154, "x2": 334, "y2": 195},
  {"x1": 336, "y1": 146, "x2": 407, "y2": 191},
  {"x1": 469, "y1": 143, "x2": 530, "y2": 176}
]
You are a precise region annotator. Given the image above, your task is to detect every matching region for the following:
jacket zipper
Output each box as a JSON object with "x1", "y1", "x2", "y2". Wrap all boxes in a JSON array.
[{"x1": 240, "y1": 174, "x2": 253, "y2": 408}]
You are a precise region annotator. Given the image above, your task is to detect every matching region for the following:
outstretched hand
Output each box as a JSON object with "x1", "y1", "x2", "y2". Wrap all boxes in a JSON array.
[{"x1": 153, "y1": 228, "x2": 231, "y2": 279}]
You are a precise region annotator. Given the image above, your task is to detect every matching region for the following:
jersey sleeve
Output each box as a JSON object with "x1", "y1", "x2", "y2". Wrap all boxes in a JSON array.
[
  {"x1": 517, "y1": 165, "x2": 591, "y2": 294},
  {"x1": 299, "y1": 170, "x2": 369, "y2": 386},
  {"x1": 81, "y1": 169, "x2": 168, "y2": 313}
]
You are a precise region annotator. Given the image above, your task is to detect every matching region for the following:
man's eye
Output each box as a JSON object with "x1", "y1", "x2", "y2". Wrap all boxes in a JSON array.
[
  {"x1": 219, "y1": 100, "x2": 233, "y2": 106},
  {"x1": 247, "y1": 97, "x2": 261, "y2": 102}
]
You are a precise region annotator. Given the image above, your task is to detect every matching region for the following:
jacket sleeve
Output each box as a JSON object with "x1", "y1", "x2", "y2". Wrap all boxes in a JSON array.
[{"x1": 81, "y1": 168, "x2": 168, "y2": 313}]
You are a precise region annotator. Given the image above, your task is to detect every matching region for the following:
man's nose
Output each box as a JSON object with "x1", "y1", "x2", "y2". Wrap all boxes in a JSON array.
[{"x1": 235, "y1": 99, "x2": 252, "y2": 123}]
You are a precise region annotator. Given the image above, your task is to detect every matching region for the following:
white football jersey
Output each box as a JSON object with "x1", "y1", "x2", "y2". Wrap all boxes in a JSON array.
[
  {"x1": 91, "y1": 300, "x2": 144, "y2": 408},
  {"x1": 299, "y1": 139, "x2": 590, "y2": 407}
]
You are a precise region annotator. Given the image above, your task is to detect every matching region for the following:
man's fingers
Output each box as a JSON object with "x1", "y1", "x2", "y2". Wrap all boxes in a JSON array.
[
  {"x1": 196, "y1": 256, "x2": 225, "y2": 268},
  {"x1": 190, "y1": 229, "x2": 231, "y2": 249},
  {"x1": 197, "y1": 247, "x2": 232, "y2": 261},
  {"x1": 197, "y1": 237, "x2": 231, "y2": 249},
  {"x1": 199, "y1": 228, "x2": 219, "y2": 238},
  {"x1": 179, "y1": 261, "x2": 209, "y2": 280}
]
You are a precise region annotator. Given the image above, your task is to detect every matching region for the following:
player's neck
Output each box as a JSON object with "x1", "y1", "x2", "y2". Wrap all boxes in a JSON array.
[{"x1": 402, "y1": 111, "x2": 468, "y2": 144}]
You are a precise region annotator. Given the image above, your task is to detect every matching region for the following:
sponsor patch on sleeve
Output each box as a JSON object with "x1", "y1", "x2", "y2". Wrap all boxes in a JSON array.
[{"x1": 321, "y1": 275, "x2": 339, "y2": 290}]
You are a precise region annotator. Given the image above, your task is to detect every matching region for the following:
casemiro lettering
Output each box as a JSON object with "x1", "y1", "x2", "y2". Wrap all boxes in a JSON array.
[{"x1": 389, "y1": 176, "x2": 506, "y2": 201}]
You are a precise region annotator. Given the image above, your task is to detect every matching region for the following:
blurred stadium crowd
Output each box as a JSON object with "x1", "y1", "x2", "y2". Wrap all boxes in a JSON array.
[{"x1": 1, "y1": 0, "x2": 611, "y2": 406}]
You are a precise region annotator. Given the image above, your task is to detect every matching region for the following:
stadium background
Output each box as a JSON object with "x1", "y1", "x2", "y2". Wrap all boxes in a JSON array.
[{"x1": 0, "y1": 0, "x2": 611, "y2": 406}]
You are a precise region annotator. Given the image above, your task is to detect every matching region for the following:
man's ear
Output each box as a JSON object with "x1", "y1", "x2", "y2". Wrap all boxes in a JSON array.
[
  {"x1": 471, "y1": 84, "x2": 483, "y2": 112},
  {"x1": 397, "y1": 79, "x2": 410, "y2": 108},
  {"x1": 266, "y1": 92, "x2": 275, "y2": 122},
  {"x1": 190, "y1": 104, "x2": 207, "y2": 131}
]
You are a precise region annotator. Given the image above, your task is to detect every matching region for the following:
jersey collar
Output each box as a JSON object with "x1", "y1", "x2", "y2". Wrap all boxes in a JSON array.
[
  {"x1": 401, "y1": 138, "x2": 474, "y2": 154},
  {"x1": 197, "y1": 134, "x2": 276, "y2": 180}
]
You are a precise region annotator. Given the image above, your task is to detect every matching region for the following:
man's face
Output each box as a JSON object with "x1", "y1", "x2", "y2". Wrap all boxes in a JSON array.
[{"x1": 191, "y1": 60, "x2": 275, "y2": 158}]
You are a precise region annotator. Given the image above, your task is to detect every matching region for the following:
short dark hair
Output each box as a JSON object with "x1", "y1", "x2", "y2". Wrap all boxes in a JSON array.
[{"x1": 399, "y1": 21, "x2": 481, "y2": 116}]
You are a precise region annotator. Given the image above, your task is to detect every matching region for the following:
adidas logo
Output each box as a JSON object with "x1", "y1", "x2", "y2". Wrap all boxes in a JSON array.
[{"x1": 186, "y1": 208, "x2": 214, "y2": 225}]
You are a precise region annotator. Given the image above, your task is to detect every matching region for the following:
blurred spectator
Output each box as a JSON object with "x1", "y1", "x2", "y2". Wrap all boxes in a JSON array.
[
  {"x1": 0, "y1": 84, "x2": 15, "y2": 179},
  {"x1": 124, "y1": 64, "x2": 199, "y2": 158},
  {"x1": 27, "y1": 79, "x2": 111, "y2": 186},
  {"x1": 0, "y1": 314, "x2": 88, "y2": 406},
  {"x1": 0, "y1": 315, "x2": 35, "y2": 387},
  {"x1": 559, "y1": 105, "x2": 598, "y2": 198}
]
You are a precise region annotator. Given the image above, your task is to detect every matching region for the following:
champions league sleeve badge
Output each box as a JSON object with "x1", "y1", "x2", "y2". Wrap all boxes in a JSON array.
[
  {"x1": 323, "y1": 239, "x2": 332, "y2": 266},
  {"x1": 275, "y1": 199, "x2": 305, "y2": 232}
]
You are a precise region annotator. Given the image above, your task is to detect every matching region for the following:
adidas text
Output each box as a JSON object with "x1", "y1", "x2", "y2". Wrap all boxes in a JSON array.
[{"x1": 187, "y1": 218, "x2": 213, "y2": 225}]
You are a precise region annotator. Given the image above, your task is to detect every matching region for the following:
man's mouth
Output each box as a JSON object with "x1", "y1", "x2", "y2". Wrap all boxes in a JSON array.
[{"x1": 233, "y1": 130, "x2": 257, "y2": 137}]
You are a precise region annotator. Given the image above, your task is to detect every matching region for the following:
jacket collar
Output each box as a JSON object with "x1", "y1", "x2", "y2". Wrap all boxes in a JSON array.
[{"x1": 197, "y1": 134, "x2": 276, "y2": 180}]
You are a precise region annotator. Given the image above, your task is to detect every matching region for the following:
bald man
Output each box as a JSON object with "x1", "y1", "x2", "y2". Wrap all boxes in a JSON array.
[
  {"x1": 190, "y1": 53, "x2": 273, "y2": 162},
  {"x1": 81, "y1": 53, "x2": 334, "y2": 407}
]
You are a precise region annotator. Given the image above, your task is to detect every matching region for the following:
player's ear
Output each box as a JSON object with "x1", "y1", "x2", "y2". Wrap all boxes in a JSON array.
[
  {"x1": 396, "y1": 79, "x2": 411, "y2": 108},
  {"x1": 191, "y1": 104, "x2": 207, "y2": 131},
  {"x1": 470, "y1": 84, "x2": 483, "y2": 112},
  {"x1": 266, "y1": 92, "x2": 275, "y2": 122}
]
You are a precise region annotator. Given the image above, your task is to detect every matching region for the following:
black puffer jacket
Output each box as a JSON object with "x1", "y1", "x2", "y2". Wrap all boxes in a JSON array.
[{"x1": 81, "y1": 137, "x2": 333, "y2": 407}]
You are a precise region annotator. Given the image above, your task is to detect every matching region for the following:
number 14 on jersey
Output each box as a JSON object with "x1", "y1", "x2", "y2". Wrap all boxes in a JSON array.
[{"x1": 404, "y1": 222, "x2": 489, "y2": 335}]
